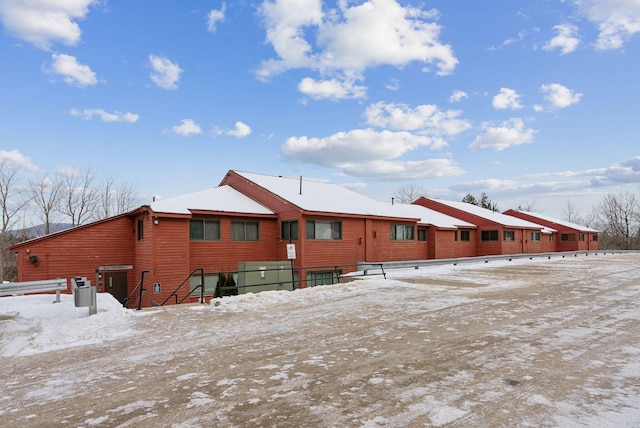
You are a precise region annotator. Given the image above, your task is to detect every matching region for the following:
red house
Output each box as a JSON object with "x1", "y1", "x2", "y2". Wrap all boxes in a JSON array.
[
  {"x1": 503, "y1": 209, "x2": 599, "y2": 251},
  {"x1": 413, "y1": 197, "x2": 556, "y2": 256},
  {"x1": 10, "y1": 171, "x2": 473, "y2": 307}
]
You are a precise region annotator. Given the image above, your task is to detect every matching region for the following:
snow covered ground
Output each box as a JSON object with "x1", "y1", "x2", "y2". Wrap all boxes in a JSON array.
[{"x1": 1, "y1": 252, "x2": 639, "y2": 427}]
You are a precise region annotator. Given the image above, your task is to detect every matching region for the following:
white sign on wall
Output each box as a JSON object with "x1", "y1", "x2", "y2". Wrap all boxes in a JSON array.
[{"x1": 286, "y1": 244, "x2": 296, "y2": 260}]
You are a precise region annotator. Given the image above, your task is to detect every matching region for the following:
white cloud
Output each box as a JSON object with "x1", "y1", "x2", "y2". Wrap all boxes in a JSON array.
[
  {"x1": 48, "y1": 53, "x2": 97, "y2": 87},
  {"x1": 385, "y1": 78, "x2": 399, "y2": 91},
  {"x1": 207, "y1": 3, "x2": 226, "y2": 33},
  {"x1": 364, "y1": 102, "x2": 471, "y2": 145},
  {"x1": 149, "y1": 55, "x2": 183, "y2": 90},
  {"x1": 69, "y1": 108, "x2": 139, "y2": 123},
  {"x1": 492, "y1": 88, "x2": 523, "y2": 110},
  {"x1": 280, "y1": 127, "x2": 465, "y2": 180},
  {"x1": 258, "y1": 0, "x2": 457, "y2": 98},
  {"x1": 298, "y1": 77, "x2": 367, "y2": 100},
  {"x1": 449, "y1": 90, "x2": 468, "y2": 103},
  {"x1": 171, "y1": 119, "x2": 202, "y2": 136},
  {"x1": 575, "y1": 0, "x2": 640, "y2": 50},
  {"x1": 226, "y1": 121, "x2": 252, "y2": 138},
  {"x1": 540, "y1": 83, "x2": 582, "y2": 108},
  {"x1": 336, "y1": 158, "x2": 466, "y2": 180},
  {"x1": 282, "y1": 129, "x2": 434, "y2": 164},
  {"x1": 503, "y1": 30, "x2": 527, "y2": 46},
  {"x1": 469, "y1": 118, "x2": 536, "y2": 151},
  {"x1": 0, "y1": 149, "x2": 38, "y2": 171},
  {"x1": 0, "y1": 0, "x2": 96, "y2": 50},
  {"x1": 543, "y1": 23, "x2": 580, "y2": 55}
]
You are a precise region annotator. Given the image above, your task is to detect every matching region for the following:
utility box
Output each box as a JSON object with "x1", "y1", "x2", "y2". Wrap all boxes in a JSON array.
[
  {"x1": 237, "y1": 262, "x2": 294, "y2": 294},
  {"x1": 72, "y1": 276, "x2": 97, "y2": 315}
]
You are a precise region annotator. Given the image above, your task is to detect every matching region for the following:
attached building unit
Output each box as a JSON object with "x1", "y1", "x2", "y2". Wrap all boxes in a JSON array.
[
  {"x1": 503, "y1": 209, "x2": 599, "y2": 252},
  {"x1": 10, "y1": 170, "x2": 598, "y2": 308}
]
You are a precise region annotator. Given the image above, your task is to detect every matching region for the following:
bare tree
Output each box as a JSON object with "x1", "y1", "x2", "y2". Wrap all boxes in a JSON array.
[
  {"x1": 29, "y1": 174, "x2": 63, "y2": 235},
  {"x1": 595, "y1": 192, "x2": 639, "y2": 250},
  {"x1": 562, "y1": 200, "x2": 583, "y2": 224},
  {"x1": 116, "y1": 180, "x2": 139, "y2": 214},
  {"x1": 97, "y1": 176, "x2": 139, "y2": 220},
  {"x1": 516, "y1": 200, "x2": 538, "y2": 212},
  {"x1": 393, "y1": 184, "x2": 426, "y2": 204},
  {"x1": 98, "y1": 175, "x2": 116, "y2": 219},
  {"x1": 0, "y1": 159, "x2": 31, "y2": 281},
  {"x1": 61, "y1": 167, "x2": 98, "y2": 226}
]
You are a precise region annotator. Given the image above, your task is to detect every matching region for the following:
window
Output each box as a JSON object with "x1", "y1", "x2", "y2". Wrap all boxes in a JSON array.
[
  {"x1": 137, "y1": 219, "x2": 144, "y2": 241},
  {"x1": 561, "y1": 234, "x2": 576, "y2": 242},
  {"x1": 281, "y1": 220, "x2": 299, "y2": 240},
  {"x1": 189, "y1": 273, "x2": 218, "y2": 296},
  {"x1": 593, "y1": 234, "x2": 598, "y2": 242},
  {"x1": 503, "y1": 230, "x2": 515, "y2": 241},
  {"x1": 190, "y1": 219, "x2": 220, "y2": 241},
  {"x1": 531, "y1": 231, "x2": 541, "y2": 241},
  {"x1": 454, "y1": 230, "x2": 458, "y2": 242},
  {"x1": 306, "y1": 220, "x2": 342, "y2": 240},
  {"x1": 231, "y1": 221, "x2": 259, "y2": 241},
  {"x1": 417, "y1": 227, "x2": 427, "y2": 241},
  {"x1": 481, "y1": 230, "x2": 499, "y2": 241},
  {"x1": 460, "y1": 230, "x2": 470, "y2": 241},
  {"x1": 391, "y1": 224, "x2": 414, "y2": 240},
  {"x1": 307, "y1": 271, "x2": 340, "y2": 287},
  {"x1": 579, "y1": 233, "x2": 585, "y2": 242}
]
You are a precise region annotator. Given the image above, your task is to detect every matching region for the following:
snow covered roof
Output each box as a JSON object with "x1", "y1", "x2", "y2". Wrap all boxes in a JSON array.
[
  {"x1": 235, "y1": 171, "x2": 392, "y2": 216},
  {"x1": 511, "y1": 210, "x2": 599, "y2": 233},
  {"x1": 383, "y1": 203, "x2": 476, "y2": 229},
  {"x1": 235, "y1": 171, "x2": 474, "y2": 228},
  {"x1": 428, "y1": 198, "x2": 550, "y2": 230},
  {"x1": 150, "y1": 185, "x2": 274, "y2": 215}
]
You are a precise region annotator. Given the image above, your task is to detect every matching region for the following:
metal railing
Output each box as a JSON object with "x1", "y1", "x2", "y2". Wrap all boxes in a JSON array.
[
  {"x1": 205, "y1": 263, "x2": 387, "y2": 297},
  {"x1": 123, "y1": 270, "x2": 149, "y2": 310},
  {"x1": 160, "y1": 268, "x2": 205, "y2": 306}
]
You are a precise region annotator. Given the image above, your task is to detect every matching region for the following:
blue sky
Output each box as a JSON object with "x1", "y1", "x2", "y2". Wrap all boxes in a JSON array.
[{"x1": 1, "y1": 0, "x2": 639, "y2": 220}]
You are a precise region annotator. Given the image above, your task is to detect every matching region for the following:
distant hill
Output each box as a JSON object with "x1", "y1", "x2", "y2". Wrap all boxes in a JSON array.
[{"x1": 7, "y1": 223, "x2": 73, "y2": 240}]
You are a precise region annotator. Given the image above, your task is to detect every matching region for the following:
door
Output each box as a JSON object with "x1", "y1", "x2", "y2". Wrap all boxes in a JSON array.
[{"x1": 104, "y1": 271, "x2": 128, "y2": 304}]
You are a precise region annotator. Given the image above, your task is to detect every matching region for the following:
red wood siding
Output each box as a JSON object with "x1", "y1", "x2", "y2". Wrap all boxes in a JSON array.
[
  {"x1": 503, "y1": 209, "x2": 599, "y2": 251},
  {"x1": 12, "y1": 215, "x2": 136, "y2": 290}
]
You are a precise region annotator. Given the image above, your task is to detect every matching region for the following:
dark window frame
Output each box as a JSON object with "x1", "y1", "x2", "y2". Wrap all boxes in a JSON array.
[
  {"x1": 281, "y1": 220, "x2": 299, "y2": 241},
  {"x1": 391, "y1": 224, "x2": 415, "y2": 241},
  {"x1": 306, "y1": 220, "x2": 342, "y2": 240},
  {"x1": 190, "y1": 219, "x2": 221, "y2": 241},
  {"x1": 231, "y1": 221, "x2": 260, "y2": 241},
  {"x1": 417, "y1": 227, "x2": 427, "y2": 242},
  {"x1": 481, "y1": 230, "x2": 499, "y2": 241}
]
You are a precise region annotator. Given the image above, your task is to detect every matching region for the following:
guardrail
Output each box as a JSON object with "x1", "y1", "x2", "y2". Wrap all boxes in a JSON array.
[
  {"x1": 357, "y1": 250, "x2": 634, "y2": 274},
  {"x1": 0, "y1": 278, "x2": 68, "y2": 303}
]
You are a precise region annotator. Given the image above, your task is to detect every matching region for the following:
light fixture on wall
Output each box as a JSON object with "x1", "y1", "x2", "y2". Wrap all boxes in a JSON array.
[
  {"x1": 29, "y1": 255, "x2": 38, "y2": 267},
  {"x1": 153, "y1": 216, "x2": 159, "y2": 225}
]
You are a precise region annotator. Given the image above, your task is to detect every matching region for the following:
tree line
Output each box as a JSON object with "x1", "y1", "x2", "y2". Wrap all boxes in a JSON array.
[
  {"x1": 1, "y1": 158, "x2": 140, "y2": 281},
  {"x1": 393, "y1": 186, "x2": 640, "y2": 251}
]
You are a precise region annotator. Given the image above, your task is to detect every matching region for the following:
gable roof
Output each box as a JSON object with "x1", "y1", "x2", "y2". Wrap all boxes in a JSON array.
[
  {"x1": 508, "y1": 210, "x2": 599, "y2": 233},
  {"x1": 150, "y1": 185, "x2": 274, "y2": 215},
  {"x1": 383, "y1": 203, "x2": 476, "y2": 229},
  {"x1": 425, "y1": 198, "x2": 551, "y2": 231},
  {"x1": 234, "y1": 171, "x2": 474, "y2": 228},
  {"x1": 234, "y1": 171, "x2": 389, "y2": 216}
]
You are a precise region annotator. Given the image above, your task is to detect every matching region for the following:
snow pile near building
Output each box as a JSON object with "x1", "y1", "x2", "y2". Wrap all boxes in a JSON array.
[{"x1": 0, "y1": 292, "x2": 134, "y2": 357}]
